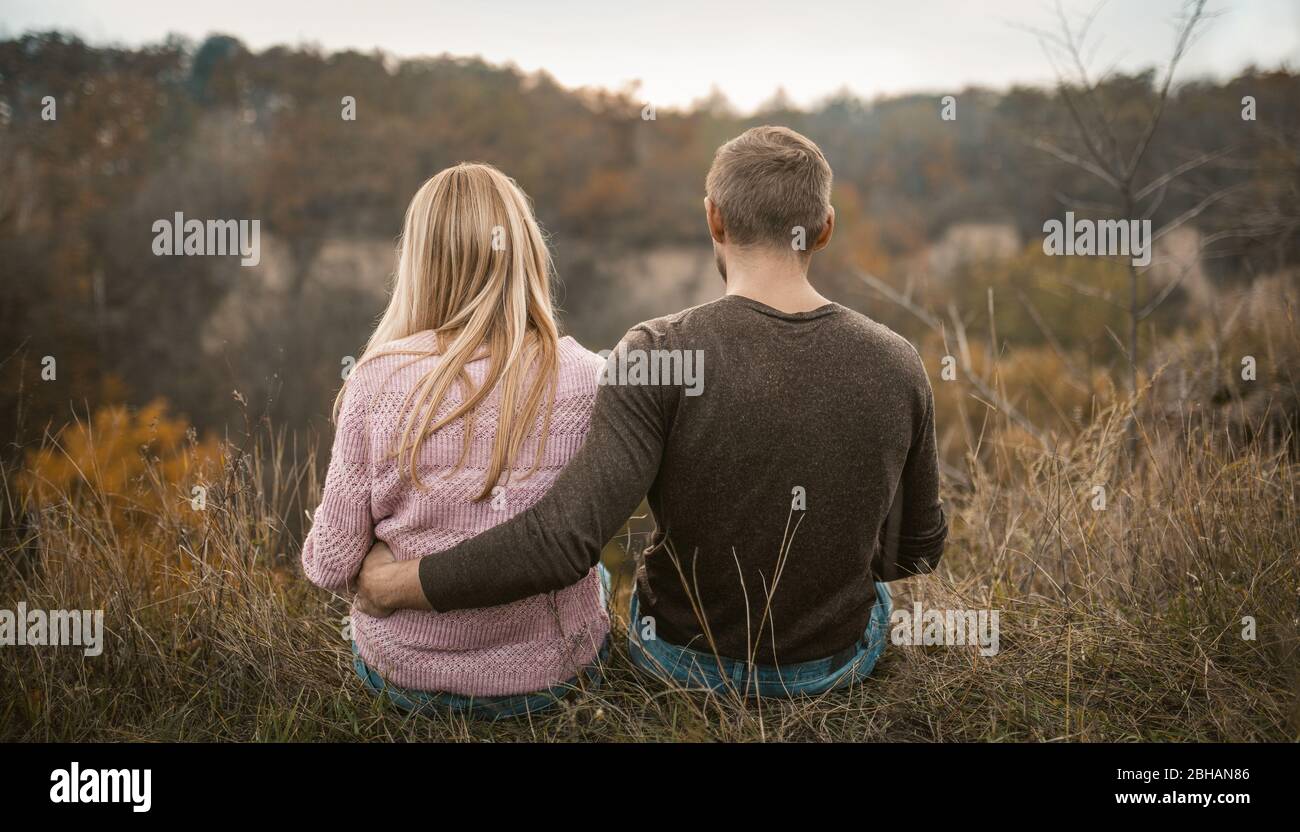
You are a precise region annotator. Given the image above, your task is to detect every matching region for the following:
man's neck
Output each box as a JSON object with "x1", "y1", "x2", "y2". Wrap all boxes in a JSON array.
[{"x1": 723, "y1": 255, "x2": 830, "y2": 313}]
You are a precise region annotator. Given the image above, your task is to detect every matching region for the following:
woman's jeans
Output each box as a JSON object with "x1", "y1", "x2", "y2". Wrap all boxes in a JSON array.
[
  {"x1": 351, "y1": 641, "x2": 606, "y2": 720},
  {"x1": 627, "y1": 581, "x2": 893, "y2": 697},
  {"x1": 351, "y1": 564, "x2": 612, "y2": 720}
]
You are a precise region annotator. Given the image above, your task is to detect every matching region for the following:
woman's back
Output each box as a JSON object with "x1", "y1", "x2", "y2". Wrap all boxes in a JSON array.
[{"x1": 303, "y1": 331, "x2": 609, "y2": 697}]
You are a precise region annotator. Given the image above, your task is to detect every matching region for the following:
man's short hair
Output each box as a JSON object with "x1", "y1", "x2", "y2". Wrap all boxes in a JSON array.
[{"x1": 705, "y1": 125, "x2": 833, "y2": 252}]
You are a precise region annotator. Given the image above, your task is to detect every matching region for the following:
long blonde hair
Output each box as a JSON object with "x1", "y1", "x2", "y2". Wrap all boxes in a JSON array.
[{"x1": 336, "y1": 163, "x2": 560, "y2": 500}]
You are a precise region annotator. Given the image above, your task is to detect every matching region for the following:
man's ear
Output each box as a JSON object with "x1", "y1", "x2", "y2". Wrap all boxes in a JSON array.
[
  {"x1": 705, "y1": 197, "x2": 726, "y2": 244},
  {"x1": 811, "y1": 206, "x2": 835, "y2": 252}
]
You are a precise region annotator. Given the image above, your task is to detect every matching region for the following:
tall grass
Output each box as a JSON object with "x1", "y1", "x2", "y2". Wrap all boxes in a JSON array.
[{"x1": 1, "y1": 391, "x2": 1296, "y2": 742}]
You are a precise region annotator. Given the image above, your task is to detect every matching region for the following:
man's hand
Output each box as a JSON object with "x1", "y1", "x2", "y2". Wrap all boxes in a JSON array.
[{"x1": 354, "y1": 541, "x2": 431, "y2": 617}]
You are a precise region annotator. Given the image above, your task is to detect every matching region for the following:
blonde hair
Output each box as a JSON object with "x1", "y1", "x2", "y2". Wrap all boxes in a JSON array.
[
  {"x1": 705, "y1": 125, "x2": 833, "y2": 253},
  {"x1": 336, "y1": 163, "x2": 560, "y2": 500}
]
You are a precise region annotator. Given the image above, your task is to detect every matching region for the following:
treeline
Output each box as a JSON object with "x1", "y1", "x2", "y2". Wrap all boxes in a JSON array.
[{"x1": 1, "y1": 31, "x2": 1297, "y2": 445}]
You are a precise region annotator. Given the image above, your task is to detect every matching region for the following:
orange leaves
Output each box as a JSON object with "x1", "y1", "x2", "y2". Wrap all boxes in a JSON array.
[{"x1": 21, "y1": 398, "x2": 223, "y2": 519}]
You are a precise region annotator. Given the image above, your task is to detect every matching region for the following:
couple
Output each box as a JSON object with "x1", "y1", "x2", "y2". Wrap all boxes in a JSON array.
[{"x1": 301, "y1": 125, "x2": 947, "y2": 718}]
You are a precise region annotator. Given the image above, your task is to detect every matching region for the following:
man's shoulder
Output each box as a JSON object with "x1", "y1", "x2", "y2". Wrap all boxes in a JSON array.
[
  {"x1": 835, "y1": 306, "x2": 925, "y2": 365},
  {"x1": 618, "y1": 298, "x2": 929, "y2": 386},
  {"x1": 623, "y1": 297, "x2": 731, "y2": 345},
  {"x1": 807, "y1": 306, "x2": 931, "y2": 404}
]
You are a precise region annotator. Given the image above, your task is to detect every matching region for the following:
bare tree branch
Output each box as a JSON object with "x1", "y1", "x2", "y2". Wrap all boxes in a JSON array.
[
  {"x1": 1031, "y1": 137, "x2": 1121, "y2": 189},
  {"x1": 1152, "y1": 182, "x2": 1248, "y2": 244},
  {"x1": 1134, "y1": 146, "x2": 1233, "y2": 201},
  {"x1": 1123, "y1": 0, "x2": 1210, "y2": 183}
]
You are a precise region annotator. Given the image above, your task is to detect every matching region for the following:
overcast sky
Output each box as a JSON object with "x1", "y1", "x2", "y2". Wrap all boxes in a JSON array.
[{"x1": 2, "y1": 0, "x2": 1297, "y2": 112}]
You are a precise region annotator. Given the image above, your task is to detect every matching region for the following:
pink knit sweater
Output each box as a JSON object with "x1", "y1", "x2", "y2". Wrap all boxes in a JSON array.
[{"x1": 301, "y1": 332, "x2": 609, "y2": 696}]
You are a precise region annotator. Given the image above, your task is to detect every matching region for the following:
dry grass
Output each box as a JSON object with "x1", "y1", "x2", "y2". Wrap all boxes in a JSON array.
[{"x1": 1, "y1": 392, "x2": 1297, "y2": 742}]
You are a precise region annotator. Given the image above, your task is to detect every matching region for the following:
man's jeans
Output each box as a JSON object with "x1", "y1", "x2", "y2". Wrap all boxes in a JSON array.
[{"x1": 627, "y1": 581, "x2": 893, "y2": 697}]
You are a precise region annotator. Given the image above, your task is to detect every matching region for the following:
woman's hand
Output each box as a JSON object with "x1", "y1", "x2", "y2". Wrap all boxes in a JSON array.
[{"x1": 354, "y1": 541, "x2": 432, "y2": 617}]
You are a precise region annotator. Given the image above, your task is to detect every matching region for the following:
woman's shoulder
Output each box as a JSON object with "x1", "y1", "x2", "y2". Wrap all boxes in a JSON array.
[
  {"x1": 558, "y1": 334, "x2": 602, "y2": 361},
  {"x1": 350, "y1": 333, "x2": 599, "y2": 398},
  {"x1": 344, "y1": 332, "x2": 440, "y2": 396},
  {"x1": 379, "y1": 330, "x2": 441, "y2": 355},
  {"x1": 556, "y1": 336, "x2": 605, "y2": 388}
]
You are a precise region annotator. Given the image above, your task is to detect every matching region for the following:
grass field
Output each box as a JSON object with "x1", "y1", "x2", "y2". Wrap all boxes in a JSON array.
[{"x1": 3, "y1": 392, "x2": 1296, "y2": 743}]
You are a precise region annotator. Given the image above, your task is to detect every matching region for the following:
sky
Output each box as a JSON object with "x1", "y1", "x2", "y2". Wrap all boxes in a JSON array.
[{"x1": 2, "y1": 0, "x2": 1297, "y2": 112}]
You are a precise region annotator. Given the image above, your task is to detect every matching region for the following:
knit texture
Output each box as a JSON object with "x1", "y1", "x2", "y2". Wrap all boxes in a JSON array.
[{"x1": 301, "y1": 332, "x2": 609, "y2": 696}]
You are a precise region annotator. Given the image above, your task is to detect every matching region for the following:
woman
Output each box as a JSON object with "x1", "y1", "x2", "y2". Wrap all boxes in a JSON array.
[{"x1": 301, "y1": 163, "x2": 608, "y2": 718}]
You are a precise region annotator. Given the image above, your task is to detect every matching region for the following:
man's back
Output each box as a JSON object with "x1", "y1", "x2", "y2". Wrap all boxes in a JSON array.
[
  {"x1": 415, "y1": 293, "x2": 947, "y2": 667},
  {"x1": 632, "y1": 294, "x2": 944, "y2": 663}
]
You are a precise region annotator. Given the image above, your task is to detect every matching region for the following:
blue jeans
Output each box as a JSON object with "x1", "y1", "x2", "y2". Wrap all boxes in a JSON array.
[
  {"x1": 352, "y1": 565, "x2": 612, "y2": 720},
  {"x1": 627, "y1": 581, "x2": 893, "y2": 697}
]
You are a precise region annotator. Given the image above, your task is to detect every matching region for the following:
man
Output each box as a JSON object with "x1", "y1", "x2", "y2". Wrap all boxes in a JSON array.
[{"x1": 355, "y1": 125, "x2": 947, "y2": 696}]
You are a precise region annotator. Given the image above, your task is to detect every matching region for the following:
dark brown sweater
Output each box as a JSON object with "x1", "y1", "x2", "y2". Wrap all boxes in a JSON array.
[{"x1": 418, "y1": 294, "x2": 947, "y2": 664}]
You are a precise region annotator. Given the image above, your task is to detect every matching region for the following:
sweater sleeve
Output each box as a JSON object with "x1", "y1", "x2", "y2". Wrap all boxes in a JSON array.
[
  {"x1": 873, "y1": 375, "x2": 947, "y2": 581},
  {"x1": 301, "y1": 380, "x2": 375, "y2": 593},
  {"x1": 417, "y1": 327, "x2": 668, "y2": 612}
]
